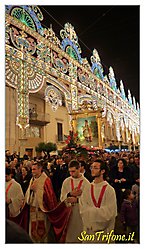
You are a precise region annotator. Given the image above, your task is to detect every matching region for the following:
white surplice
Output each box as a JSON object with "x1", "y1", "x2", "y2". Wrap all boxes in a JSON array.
[
  {"x1": 60, "y1": 174, "x2": 90, "y2": 243},
  {"x1": 79, "y1": 180, "x2": 117, "y2": 243},
  {"x1": 6, "y1": 179, "x2": 24, "y2": 217}
]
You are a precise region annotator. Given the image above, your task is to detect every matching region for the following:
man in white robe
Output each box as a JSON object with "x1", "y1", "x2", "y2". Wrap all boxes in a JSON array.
[
  {"x1": 79, "y1": 159, "x2": 117, "y2": 243},
  {"x1": 60, "y1": 159, "x2": 90, "y2": 243},
  {"x1": 6, "y1": 167, "x2": 24, "y2": 218},
  {"x1": 25, "y1": 160, "x2": 57, "y2": 243}
]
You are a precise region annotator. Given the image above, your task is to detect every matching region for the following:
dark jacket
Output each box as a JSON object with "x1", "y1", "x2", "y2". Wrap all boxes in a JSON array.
[
  {"x1": 120, "y1": 199, "x2": 138, "y2": 226},
  {"x1": 51, "y1": 163, "x2": 68, "y2": 200},
  {"x1": 19, "y1": 172, "x2": 32, "y2": 194},
  {"x1": 110, "y1": 166, "x2": 132, "y2": 189}
]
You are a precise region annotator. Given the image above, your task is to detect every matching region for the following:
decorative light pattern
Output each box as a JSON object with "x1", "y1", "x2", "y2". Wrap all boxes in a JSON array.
[
  {"x1": 107, "y1": 111, "x2": 113, "y2": 127},
  {"x1": 137, "y1": 103, "x2": 140, "y2": 114},
  {"x1": 108, "y1": 66, "x2": 117, "y2": 91},
  {"x1": 128, "y1": 89, "x2": 133, "y2": 106},
  {"x1": 45, "y1": 85, "x2": 62, "y2": 111},
  {"x1": 71, "y1": 85, "x2": 78, "y2": 110},
  {"x1": 120, "y1": 80, "x2": 126, "y2": 100},
  {"x1": 11, "y1": 7, "x2": 36, "y2": 30},
  {"x1": 16, "y1": 61, "x2": 29, "y2": 129},
  {"x1": 78, "y1": 94, "x2": 92, "y2": 104},
  {"x1": 5, "y1": 56, "x2": 20, "y2": 88},
  {"x1": 133, "y1": 96, "x2": 136, "y2": 110},
  {"x1": 43, "y1": 27, "x2": 60, "y2": 46},
  {"x1": 82, "y1": 58, "x2": 91, "y2": 71},
  {"x1": 52, "y1": 51, "x2": 68, "y2": 74},
  {"x1": 101, "y1": 124, "x2": 105, "y2": 140},
  {"x1": 10, "y1": 26, "x2": 36, "y2": 55},
  {"x1": 27, "y1": 63, "x2": 45, "y2": 93},
  {"x1": 120, "y1": 118, "x2": 125, "y2": 131},
  {"x1": 6, "y1": 5, "x2": 44, "y2": 35},
  {"x1": 5, "y1": 7, "x2": 139, "y2": 145},
  {"x1": 69, "y1": 62, "x2": 77, "y2": 80},
  {"x1": 91, "y1": 49, "x2": 104, "y2": 80},
  {"x1": 103, "y1": 75, "x2": 110, "y2": 85},
  {"x1": 116, "y1": 124, "x2": 121, "y2": 141},
  {"x1": 60, "y1": 23, "x2": 82, "y2": 63}
]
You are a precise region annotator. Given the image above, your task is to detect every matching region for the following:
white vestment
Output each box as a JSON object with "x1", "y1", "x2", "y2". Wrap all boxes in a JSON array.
[
  {"x1": 6, "y1": 179, "x2": 24, "y2": 217},
  {"x1": 79, "y1": 180, "x2": 117, "y2": 243},
  {"x1": 25, "y1": 172, "x2": 52, "y2": 243},
  {"x1": 60, "y1": 175, "x2": 90, "y2": 243}
]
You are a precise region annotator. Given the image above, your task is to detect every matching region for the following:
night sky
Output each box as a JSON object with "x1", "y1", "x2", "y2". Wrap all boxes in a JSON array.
[{"x1": 40, "y1": 5, "x2": 139, "y2": 104}]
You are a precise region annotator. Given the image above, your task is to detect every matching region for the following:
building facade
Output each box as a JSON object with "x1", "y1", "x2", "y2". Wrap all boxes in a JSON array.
[{"x1": 5, "y1": 5, "x2": 140, "y2": 157}]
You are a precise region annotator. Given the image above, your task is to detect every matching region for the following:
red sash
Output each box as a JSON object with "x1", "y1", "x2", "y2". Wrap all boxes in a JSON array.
[
  {"x1": 70, "y1": 178, "x2": 83, "y2": 191},
  {"x1": 91, "y1": 184, "x2": 107, "y2": 208},
  {"x1": 6, "y1": 182, "x2": 12, "y2": 201}
]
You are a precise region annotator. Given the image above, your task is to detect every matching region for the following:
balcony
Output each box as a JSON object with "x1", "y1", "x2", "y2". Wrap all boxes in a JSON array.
[{"x1": 29, "y1": 111, "x2": 50, "y2": 126}]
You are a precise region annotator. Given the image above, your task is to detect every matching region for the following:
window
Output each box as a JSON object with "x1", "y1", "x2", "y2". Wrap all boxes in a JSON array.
[{"x1": 57, "y1": 122, "x2": 63, "y2": 141}]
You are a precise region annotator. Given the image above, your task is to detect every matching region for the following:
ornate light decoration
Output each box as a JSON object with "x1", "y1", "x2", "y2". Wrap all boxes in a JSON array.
[
  {"x1": 107, "y1": 111, "x2": 113, "y2": 127},
  {"x1": 108, "y1": 66, "x2": 117, "y2": 92},
  {"x1": 5, "y1": 6, "x2": 140, "y2": 144},
  {"x1": 52, "y1": 51, "x2": 68, "y2": 74},
  {"x1": 82, "y1": 58, "x2": 91, "y2": 71},
  {"x1": 115, "y1": 117, "x2": 121, "y2": 141},
  {"x1": 71, "y1": 85, "x2": 78, "y2": 111},
  {"x1": 133, "y1": 96, "x2": 136, "y2": 111},
  {"x1": 91, "y1": 49, "x2": 104, "y2": 80},
  {"x1": 43, "y1": 27, "x2": 60, "y2": 47},
  {"x1": 120, "y1": 117, "x2": 125, "y2": 131},
  {"x1": 128, "y1": 89, "x2": 133, "y2": 106},
  {"x1": 103, "y1": 75, "x2": 110, "y2": 85},
  {"x1": 45, "y1": 85, "x2": 62, "y2": 112},
  {"x1": 27, "y1": 64, "x2": 45, "y2": 93},
  {"x1": 6, "y1": 5, "x2": 44, "y2": 35},
  {"x1": 5, "y1": 56, "x2": 20, "y2": 88},
  {"x1": 69, "y1": 62, "x2": 77, "y2": 80},
  {"x1": 60, "y1": 23, "x2": 82, "y2": 63},
  {"x1": 101, "y1": 124, "x2": 105, "y2": 140},
  {"x1": 16, "y1": 61, "x2": 29, "y2": 129},
  {"x1": 120, "y1": 80, "x2": 126, "y2": 100}
]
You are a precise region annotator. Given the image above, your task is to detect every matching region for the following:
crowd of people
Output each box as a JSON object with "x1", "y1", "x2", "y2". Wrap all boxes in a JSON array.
[{"x1": 5, "y1": 148, "x2": 140, "y2": 243}]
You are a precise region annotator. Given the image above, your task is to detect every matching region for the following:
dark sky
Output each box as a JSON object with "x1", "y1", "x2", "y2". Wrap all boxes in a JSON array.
[{"x1": 40, "y1": 5, "x2": 139, "y2": 103}]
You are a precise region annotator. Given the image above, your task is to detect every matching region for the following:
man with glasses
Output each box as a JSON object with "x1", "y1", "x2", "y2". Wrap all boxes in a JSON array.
[
  {"x1": 79, "y1": 159, "x2": 117, "y2": 243},
  {"x1": 60, "y1": 159, "x2": 90, "y2": 243}
]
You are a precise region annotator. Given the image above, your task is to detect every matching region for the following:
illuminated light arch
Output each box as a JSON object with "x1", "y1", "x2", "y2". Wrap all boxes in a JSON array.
[
  {"x1": 46, "y1": 74, "x2": 71, "y2": 101},
  {"x1": 45, "y1": 75, "x2": 71, "y2": 113}
]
